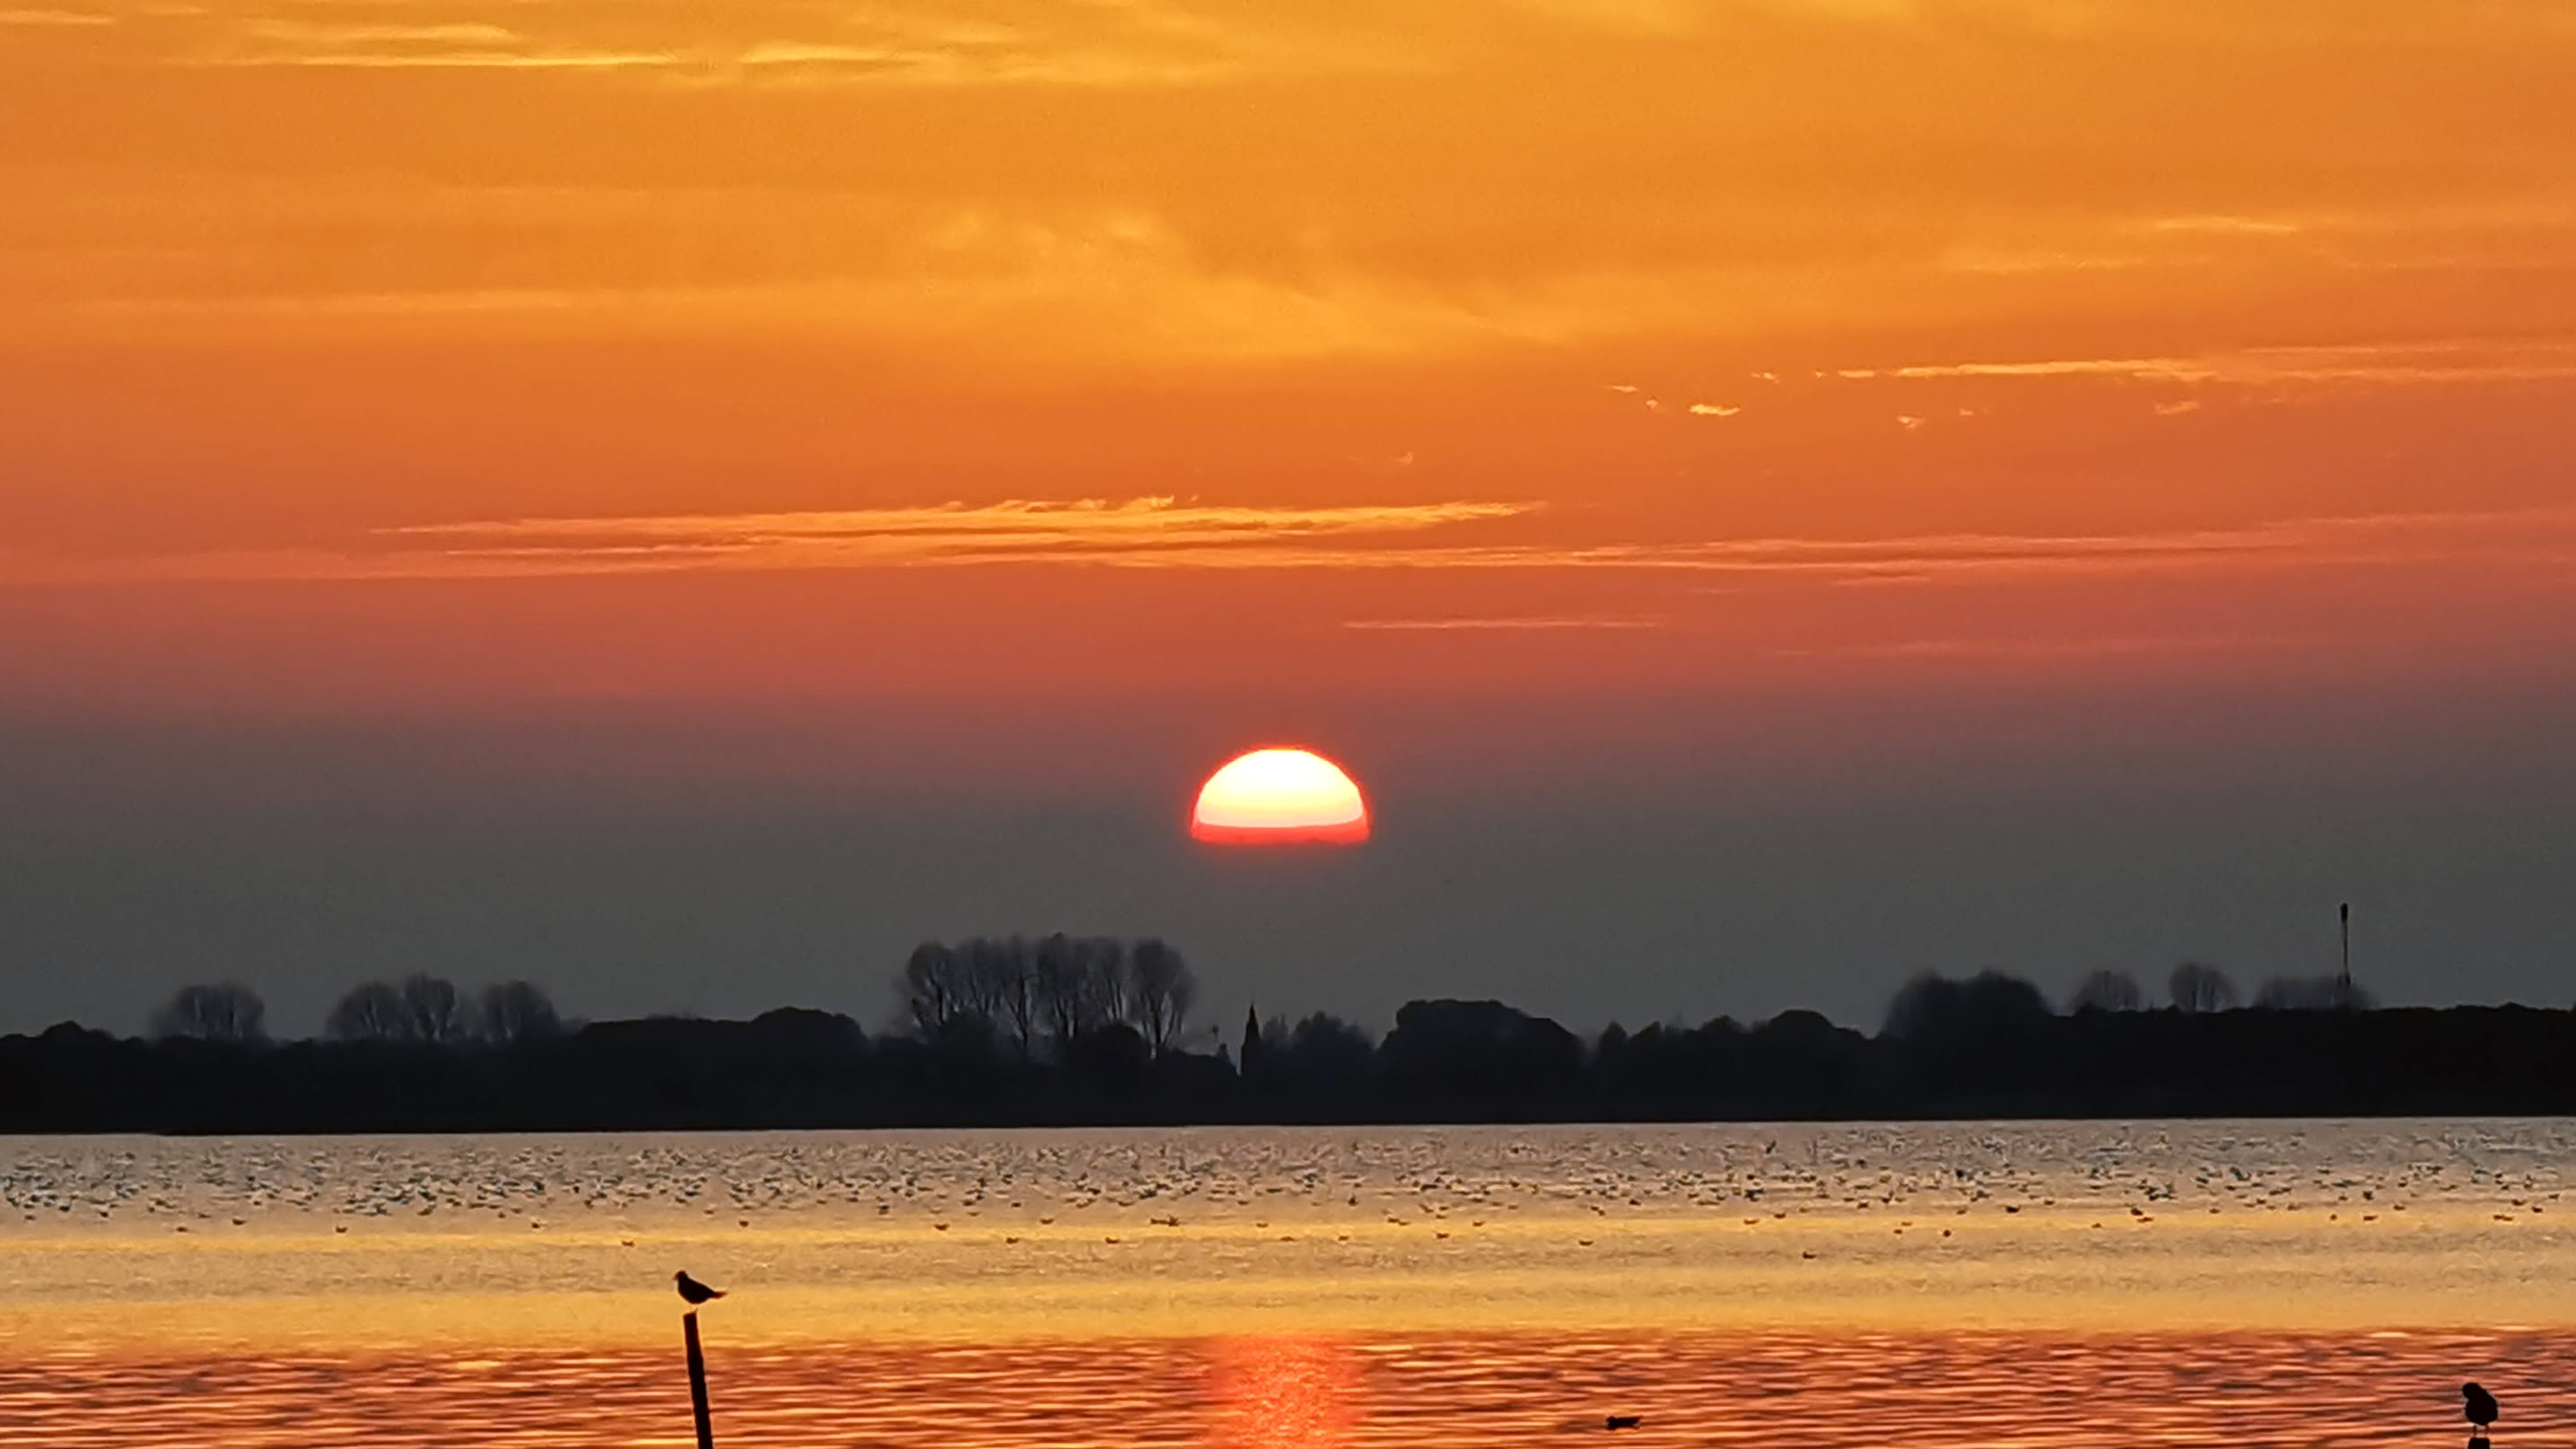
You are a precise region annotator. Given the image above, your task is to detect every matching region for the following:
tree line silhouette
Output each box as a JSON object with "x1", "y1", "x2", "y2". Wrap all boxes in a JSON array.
[
  {"x1": 4, "y1": 946, "x2": 2568, "y2": 1134},
  {"x1": 899, "y1": 935, "x2": 1202, "y2": 1059},
  {"x1": 155, "y1": 975, "x2": 567, "y2": 1049}
]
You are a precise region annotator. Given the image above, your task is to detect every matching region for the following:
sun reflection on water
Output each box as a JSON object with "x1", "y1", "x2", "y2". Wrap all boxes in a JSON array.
[
  {"x1": 1208, "y1": 1338, "x2": 1362, "y2": 1449},
  {"x1": 3, "y1": 1329, "x2": 2572, "y2": 1449}
]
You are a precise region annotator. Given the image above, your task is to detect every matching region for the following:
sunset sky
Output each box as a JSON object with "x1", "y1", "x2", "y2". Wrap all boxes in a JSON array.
[{"x1": 4, "y1": 0, "x2": 2573, "y2": 1034}]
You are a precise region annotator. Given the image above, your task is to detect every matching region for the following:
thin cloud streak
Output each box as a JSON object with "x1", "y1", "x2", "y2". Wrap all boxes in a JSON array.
[
  {"x1": 1828, "y1": 336, "x2": 2576, "y2": 387},
  {"x1": 386, "y1": 502, "x2": 2576, "y2": 580},
  {"x1": 384, "y1": 497, "x2": 1531, "y2": 548},
  {"x1": 1341, "y1": 615, "x2": 1669, "y2": 631},
  {"x1": 164, "y1": 0, "x2": 1374, "y2": 87},
  {"x1": 197, "y1": 48, "x2": 683, "y2": 70},
  {"x1": 9, "y1": 502, "x2": 2574, "y2": 589},
  {"x1": 1778, "y1": 633, "x2": 2317, "y2": 660}
]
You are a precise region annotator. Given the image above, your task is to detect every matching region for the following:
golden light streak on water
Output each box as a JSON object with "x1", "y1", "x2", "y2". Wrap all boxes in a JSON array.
[
  {"x1": 4, "y1": 1123, "x2": 2571, "y2": 1445},
  {"x1": 3, "y1": 1331, "x2": 2572, "y2": 1449}
]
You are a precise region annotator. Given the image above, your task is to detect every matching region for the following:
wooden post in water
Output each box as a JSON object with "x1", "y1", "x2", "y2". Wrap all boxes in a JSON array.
[{"x1": 683, "y1": 1309, "x2": 717, "y2": 1449}]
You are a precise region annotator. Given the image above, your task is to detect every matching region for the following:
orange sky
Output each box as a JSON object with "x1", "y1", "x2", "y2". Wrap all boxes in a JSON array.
[
  {"x1": 6, "y1": 0, "x2": 2575, "y2": 723},
  {"x1": 4, "y1": 3, "x2": 2576, "y2": 1035}
]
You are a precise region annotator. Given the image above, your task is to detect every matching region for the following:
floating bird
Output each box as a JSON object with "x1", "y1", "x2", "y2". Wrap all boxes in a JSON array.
[
  {"x1": 2463, "y1": 1384, "x2": 2498, "y2": 1430},
  {"x1": 1605, "y1": 1417, "x2": 1642, "y2": 1431},
  {"x1": 674, "y1": 1270, "x2": 726, "y2": 1305}
]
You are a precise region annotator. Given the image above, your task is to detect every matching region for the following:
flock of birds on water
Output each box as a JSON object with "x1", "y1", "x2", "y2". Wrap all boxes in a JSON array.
[
  {"x1": 5, "y1": 1124, "x2": 2568, "y2": 1234},
  {"x1": 3, "y1": 1129, "x2": 2554, "y2": 1445}
]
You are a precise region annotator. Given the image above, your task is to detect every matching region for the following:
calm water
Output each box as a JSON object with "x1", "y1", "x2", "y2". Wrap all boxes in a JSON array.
[{"x1": 4, "y1": 1122, "x2": 2571, "y2": 1447}]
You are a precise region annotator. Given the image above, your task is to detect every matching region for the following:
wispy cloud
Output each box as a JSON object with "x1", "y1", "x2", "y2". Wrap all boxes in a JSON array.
[
  {"x1": 1342, "y1": 615, "x2": 1668, "y2": 631},
  {"x1": 1827, "y1": 336, "x2": 2576, "y2": 388},
  {"x1": 0, "y1": 7, "x2": 113, "y2": 23},
  {"x1": 0, "y1": 497, "x2": 1510, "y2": 584},
  {"x1": 12, "y1": 501, "x2": 2573, "y2": 589},
  {"x1": 67, "y1": 203, "x2": 1571, "y2": 362},
  {"x1": 200, "y1": 47, "x2": 681, "y2": 70},
  {"x1": 2141, "y1": 214, "x2": 2306, "y2": 236},
  {"x1": 160, "y1": 0, "x2": 1384, "y2": 87},
  {"x1": 238, "y1": 21, "x2": 525, "y2": 47},
  {"x1": 1778, "y1": 633, "x2": 2312, "y2": 659},
  {"x1": 1773, "y1": 509, "x2": 2576, "y2": 586},
  {"x1": 380, "y1": 497, "x2": 1531, "y2": 568}
]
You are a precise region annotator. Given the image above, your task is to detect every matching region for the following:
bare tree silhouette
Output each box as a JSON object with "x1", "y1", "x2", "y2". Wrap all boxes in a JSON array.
[
  {"x1": 327, "y1": 981, "x2": 412, "y2": 1043},
  {"x1": 477, "y1": 980, "x2": 564, "y2": 1044},
  {"x1": 899, "y1": 934, "x2": 1204, "y2": 1059},
  {"x1": 150, "y1": 982, "x2": 267, "y2": 1044},
  {"x1": 901, "y1": 941, "x2": 960, "y2": 1034},
  {"x1": 1086, "y1": 937, "x2": 1131, "y2": 1030},
  {"x1": 1129, "y1": 938, "x2": 1199, "y2": 1056},
  {"x1": 1035, "y1": 933, "x2": 1093, "y2": 1046},
  {"x1": 21, "y1": 948, "x2": 2576, "y2": 1135},
  {"x1": 399, "y1": 973, "x2": 469, "y2": 1044},
  {"x1": 2169, "y1": 960, "x2": 2239, "y2": 1013},
  {"x1": 968, "y1": 937, "x2": 1029, "y2": 1037},
  {"x1": 2070, "y1": 969, "x2": 2144, "y2": 1013},
  {"x1": 982, "y1": 939, "x2": 1038, "y2": 1056}
]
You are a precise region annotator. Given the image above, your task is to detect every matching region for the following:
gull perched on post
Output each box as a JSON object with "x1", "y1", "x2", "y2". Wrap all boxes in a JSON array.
[{"x1": 675, "y1": 1271, "x2": 726, "y2": 1305}]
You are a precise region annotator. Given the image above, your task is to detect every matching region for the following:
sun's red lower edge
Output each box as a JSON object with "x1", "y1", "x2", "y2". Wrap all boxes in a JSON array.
[{"x1": 1189, "y1": 818, "x2": 1372, "y2": 846}]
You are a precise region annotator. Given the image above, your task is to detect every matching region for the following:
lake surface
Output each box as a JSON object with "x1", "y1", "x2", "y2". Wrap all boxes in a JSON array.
[{"x1": 4, "y1": 1122, "x2": 2572, "y2": 1446}]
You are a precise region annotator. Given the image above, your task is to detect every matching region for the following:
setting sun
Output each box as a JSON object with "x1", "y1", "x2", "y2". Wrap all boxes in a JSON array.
[{"x1": 1191, "y1": 749, "x2": 1371, "y2": 846}]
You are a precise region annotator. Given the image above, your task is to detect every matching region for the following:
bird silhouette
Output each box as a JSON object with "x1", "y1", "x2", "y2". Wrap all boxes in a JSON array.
[
  {"x1": 2463, "y1": 1384, "x2": 2499, "y2": 1430},
  {"x1": 674, "y1": 1270, "x2": 726, "y2": 1305}
]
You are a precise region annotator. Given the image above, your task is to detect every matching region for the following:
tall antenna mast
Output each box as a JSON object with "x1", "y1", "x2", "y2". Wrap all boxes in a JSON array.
[{"x1": 2338, "y1": 902, "x2": 2352, "y2": 992}]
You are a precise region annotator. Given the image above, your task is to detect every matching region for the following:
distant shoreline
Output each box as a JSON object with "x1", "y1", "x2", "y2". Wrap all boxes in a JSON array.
[
  {"x1": 12, "y1": 1109, "x2": 2576, "y2": 1139},
  {"x1": 10, "y1": 998, "x2": 2575, "y2": 1135}
]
